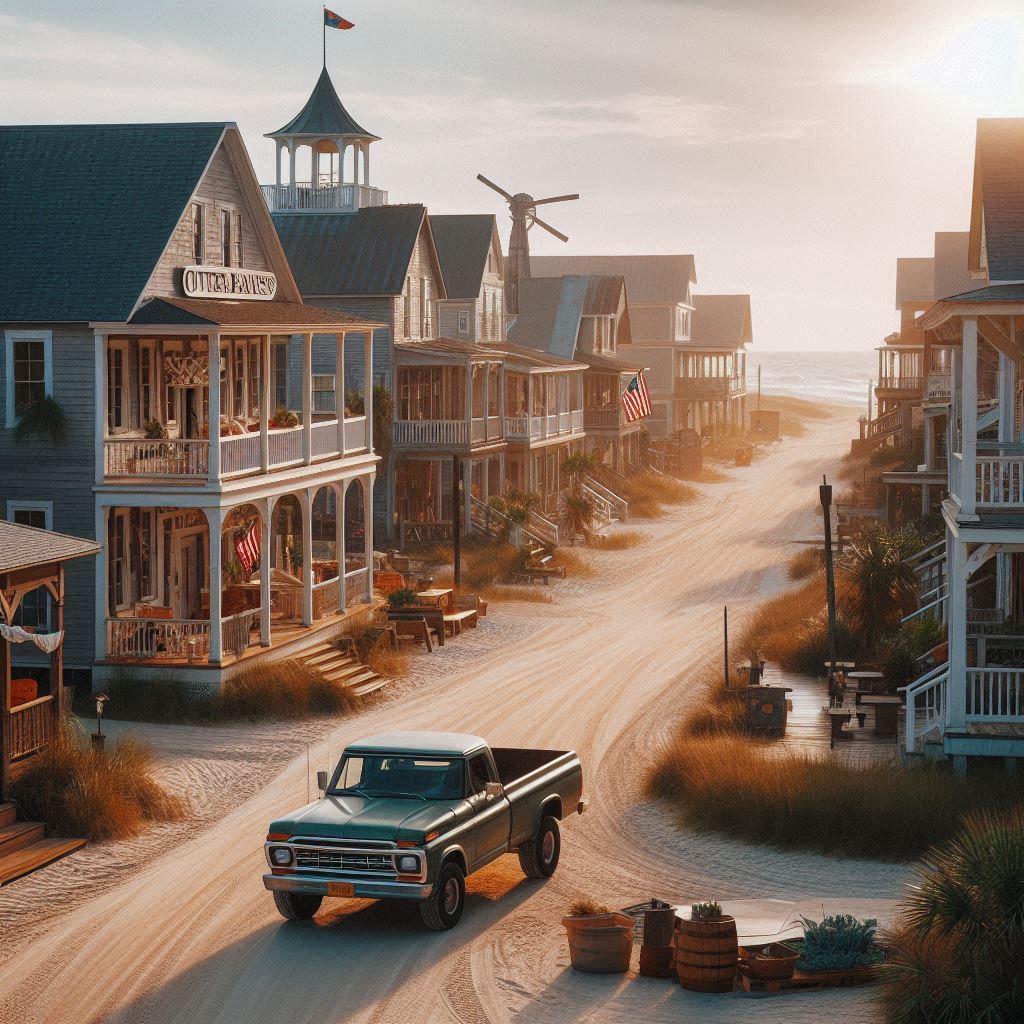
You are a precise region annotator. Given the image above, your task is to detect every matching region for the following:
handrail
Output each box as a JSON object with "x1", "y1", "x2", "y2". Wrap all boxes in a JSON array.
[
  {"x1": 582, "y1": 474, "x2": 628, "y2": 517},
  {"x1": 901, "y1": 661, "x2": 948, "y2": 755},
  {"x1": 7, "y1": 694, "x2": 53, "y2": 715},
  {"x1": 903, "y1": 539, "x2": 945, "y2": 568}
]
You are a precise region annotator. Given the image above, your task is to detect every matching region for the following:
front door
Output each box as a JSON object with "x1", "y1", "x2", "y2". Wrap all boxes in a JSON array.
[{"x1": 173, "y1": 532, "x2": 205, "y2": 619}]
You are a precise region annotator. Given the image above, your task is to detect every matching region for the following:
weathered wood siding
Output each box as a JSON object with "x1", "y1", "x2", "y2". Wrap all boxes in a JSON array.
[
  {"x1": 628, "y1": 304, "x2": 673, "y2": 343},
  {"x1": 0, "y1": 325, "x2": 98, "y2": 670},
  {"x1": 142, "y1": 145, "x2": 274, "y2": 302}
]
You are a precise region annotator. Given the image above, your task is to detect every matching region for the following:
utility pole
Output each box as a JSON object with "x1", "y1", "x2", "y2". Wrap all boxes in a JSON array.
[
  {"x1": 452, "y1": 454, "x2": 462, "y2": 589},
  {"x1": 757, "y1": 365, "x2": 761, "y2": 413},
  {"x1": 819, "y1": 475, "x2": 838, "y2": 687},
  {"x1": 723, "y1": 605, "x2": 729, "y2": 690}
]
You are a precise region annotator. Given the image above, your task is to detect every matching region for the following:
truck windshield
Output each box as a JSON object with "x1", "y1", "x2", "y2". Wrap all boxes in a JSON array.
[{"x1": 330, "y1": 755, "x2": 464, "y2": 801}]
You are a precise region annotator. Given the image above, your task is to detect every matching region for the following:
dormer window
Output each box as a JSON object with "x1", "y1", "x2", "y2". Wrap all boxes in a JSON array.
[{"x1": 191, "y1": 203, "x2": 205, "y2": 263}]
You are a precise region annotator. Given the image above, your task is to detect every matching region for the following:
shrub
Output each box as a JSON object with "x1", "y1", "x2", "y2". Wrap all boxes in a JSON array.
[
  {"x1": 880, "y1": 808, "x2": 1024, "y2": 1024},
  {"x1": 10, "y1": 718, "x2": 186, "y2": 841},
  {"x1": 143, "y1": 418, "x2": 167, "y2": 440},
  {"x1": 568, "y1": 898, "x2": 611, "y2": 917},
  {"x1": 590, "y1": 529, "x2": 646, "y2": 550},
  {"x1": 14, "y1": 396, "x2": 65, "y2": 442},
  {"x1": 880, "y1": 618, "x2": 944, "y2": 689},
  {"x1": 562, "y1": 493, "x2": 595, "y2": 543},
  {"x1": 550, "y1": 547, "x2": 595, "y2": 577},
  {"x1": 619, "y1": 472, "x2": 696, "y2": 518},
  {"x1": 387, "y1": 587, "x2": 419, "y2": 608},
  {"x1": 796, "y1": 915, "x2": 883, "y2": 972},
  {"x1": 787, "y1": 547, "x2": 823, "y2": 580}
]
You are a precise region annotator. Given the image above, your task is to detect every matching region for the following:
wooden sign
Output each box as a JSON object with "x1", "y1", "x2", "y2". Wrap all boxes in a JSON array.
[{"x1": 182, "y1": 266, "x2": 277, "y2": 301}]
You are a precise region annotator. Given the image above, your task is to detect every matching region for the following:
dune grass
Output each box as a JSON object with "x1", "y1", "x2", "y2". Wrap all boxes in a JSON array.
[
  {"x1": 619, "y1": 471, "x2": 697, "y2": 518},
  {"x1": 479, "y1": 584, "x2": 553, "y2": 604},
  {"x1": 647, "y1": 733, "x2": 1024, "y2": 861},
  {"x1": 787, "y1": 546, "x2": 824, "y2": 580},
  {"x1": 10, "y1": 718, "x2": 186, "y2": 841},
  {"x1": 590, "y1": 529, "x2": 647, "y2": 551},
  {"x1": 102, "y1": 660, "x2": 361, "y2": 724},
  {"x1": 365, "y1": 643, "x2": 410, "y2": 678},
  {"x1": 550, "y1": 547, "x2": 596, "y2": 577},
  {"x1": 691, "y1": 466, "x2": 730, "y2": 483}
]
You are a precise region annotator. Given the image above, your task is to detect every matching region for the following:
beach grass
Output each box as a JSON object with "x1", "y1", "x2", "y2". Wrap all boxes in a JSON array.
[
  {"x1": 787, "y1": 546, "x2": 824, "y2": 580},
  {"x1": 618, "y1": 471, "x2": 697, "y2": 518},
  {"x1": 590, "y1": 529, "x2": 647, "y2": 550},
  {"x1": 550, "y1": 547, "x2": 596, "y2": 577}
]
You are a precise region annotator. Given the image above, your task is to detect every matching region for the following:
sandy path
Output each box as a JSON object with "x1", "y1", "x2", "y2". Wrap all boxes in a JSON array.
[{"x1": 0, "y1": 409, "x2": 907, "y2": 1024}]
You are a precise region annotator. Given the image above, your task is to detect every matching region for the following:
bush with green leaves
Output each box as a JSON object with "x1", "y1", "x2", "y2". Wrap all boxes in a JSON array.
[
  {"x1": 796, "y1": 914, "x2": 883, "y2": 972},
  {"x1": 691, "y1": 900, "x2": 723, "y2": 920},
  {"x1": 387, "y1": 587, "x2": 419, "y2": 608}
]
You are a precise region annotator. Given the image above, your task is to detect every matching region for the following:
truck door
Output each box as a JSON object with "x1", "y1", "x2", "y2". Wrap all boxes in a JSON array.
[{"x1": 466, "y1": 751, "x2": 511, "y2": 867}]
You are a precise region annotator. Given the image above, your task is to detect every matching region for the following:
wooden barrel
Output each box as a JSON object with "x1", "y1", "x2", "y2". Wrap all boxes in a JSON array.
[
  {"x1": 638, "y1": 945, "x2": 674, "y2": 978},
  {"x1": 562, "y1": 913, "x2": 634, "y2": 974},
  {"x1": 674, "y1": 915, "x2": 738, "y2": 993},
  {"x1": 642, "y1": 903, "x2": 676, "y2": 948}
]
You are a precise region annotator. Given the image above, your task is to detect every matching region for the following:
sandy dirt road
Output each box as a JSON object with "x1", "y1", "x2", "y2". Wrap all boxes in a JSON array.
[{"x1": 0, "y1": 409, "x2": 909, "y2": 1024}]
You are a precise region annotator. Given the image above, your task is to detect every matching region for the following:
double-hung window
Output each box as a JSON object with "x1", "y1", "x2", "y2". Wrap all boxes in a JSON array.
[
  {"x1": 138, "y1": 341, "x2": 155, "y2": 425},
  {"x1": 220, "y1": 209, "x2": 243, "y2": 267},
  {"x1": 5, "y1": 330, "x2": 52, "y2": 428},
  {"x1": 191, "y1": 203, "x2": 205, "y2": 263},
  {"x1": 7, "y1": 503, "x2": 52, "y2": 629},
  {"x1": 106, "y1": 340, "x2": 128, "y2": 432}
]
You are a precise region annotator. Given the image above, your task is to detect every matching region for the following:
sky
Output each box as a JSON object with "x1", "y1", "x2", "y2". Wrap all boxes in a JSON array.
[{"x1": 3, "y1": 0, "x2": 1024, "y2": 350}]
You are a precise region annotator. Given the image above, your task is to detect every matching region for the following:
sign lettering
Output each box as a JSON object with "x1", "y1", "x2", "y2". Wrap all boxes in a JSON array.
[{"x1": 182, "y1": 266, "x2": 278, "y2": 301}]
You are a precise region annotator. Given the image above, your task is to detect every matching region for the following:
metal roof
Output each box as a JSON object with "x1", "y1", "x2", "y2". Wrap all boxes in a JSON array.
[
  {"x1": 124, "y1": 296, "x2": 382, "y2": 329},
  {"x1": 583, "y1": 276, "x2": 627, "y2": 316},
  {"x1": 394, "y1": 337, "x2": 502, "y2": 361},
  {"x1": 0, "y1": 522, "x2": 100, "y2": 576},
  {"x1": 690, "y1": 295, "x2": 753, "y2": 347},
  {"x1": 970, "y1": 118, "x2": 1024, "y2": 281},
  {"x1": 0, "y1": 122, "x2": 228, "y2": 322},
  {"x1": 266, "y1": 67, "x2": 379, "y2": 140},
  {"x1": 345, "y1": 732, "x2": 487, "y2": 757},
  {"x1": 583, "y1": 351, "x2": 645, "y2": 374},
  {"x1": 507, "y1": 275, "x2": 591, "y2": 359},
  {"x1": 530, "y1": 254, "x2": 696, "y2": 304},
  {"x1": 430, "y1": 214, "x2": 500, "y2": 300},
  {"x1": 274, "y1": 205, "x2": 439, "y2": 297}
]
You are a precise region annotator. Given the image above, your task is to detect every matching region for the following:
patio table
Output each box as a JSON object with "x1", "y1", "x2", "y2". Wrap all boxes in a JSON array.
[{"x1": 860, "y1": 694, "x2": 901, "y2": 737}]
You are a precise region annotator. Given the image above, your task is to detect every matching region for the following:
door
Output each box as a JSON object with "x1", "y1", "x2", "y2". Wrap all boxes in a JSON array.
[
  {"x1": 173, "y1": 532, "x2": 205, "y2": 619},
  {"x1": 466, "y1": 752, "x2": 510, "y2": 867}
]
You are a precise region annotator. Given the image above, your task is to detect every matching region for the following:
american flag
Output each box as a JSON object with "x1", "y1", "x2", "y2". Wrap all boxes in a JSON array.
[
  {"x1": 234, "y1": 520, "x2": 260, "y2": 576},
  {"x1": 621, "y1": 371, "x2": 652, "y2": 422}
]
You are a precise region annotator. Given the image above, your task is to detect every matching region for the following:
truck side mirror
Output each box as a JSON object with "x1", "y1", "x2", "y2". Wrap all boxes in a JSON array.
[
  {"x1": 316, "y1": 770, "x2": 328, "y2": 793},
  {"x1": 485, "y1": 781, "x2": 503, "y2": 800}
]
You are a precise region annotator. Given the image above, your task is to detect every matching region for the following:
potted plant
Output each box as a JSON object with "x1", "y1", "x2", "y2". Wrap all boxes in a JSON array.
[
  {"x1": 270, "y1": 407, "x2": 299, "y2": 429},
  {"x1": 14, "y1": 396, "x2": 66, "y2": 443},
  {"x1": 738, "y1": 943, "x2": 800, "y2": 981},
  {"x1": 561, "y1": 899, "x2": 634, "y2": 974},
  {"x1": 793, "y1": 914, "x2": 884, "y2": 976},
  {"x1": 676, "y1": 900, "x2": 738, "y2": 992},
  {"x1": 387, "y1": 587, "x2": 419, "y2": 610}
]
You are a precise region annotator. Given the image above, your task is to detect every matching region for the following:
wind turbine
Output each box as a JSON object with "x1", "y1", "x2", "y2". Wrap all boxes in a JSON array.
[{"x1": 477, "y1": 173, "x2": 579, "y2": 314}]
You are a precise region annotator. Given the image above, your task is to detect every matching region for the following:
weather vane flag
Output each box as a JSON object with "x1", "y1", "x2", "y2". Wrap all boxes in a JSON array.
[{"x1": 323, "y1": 7, "x2": 355, "y2": 66}]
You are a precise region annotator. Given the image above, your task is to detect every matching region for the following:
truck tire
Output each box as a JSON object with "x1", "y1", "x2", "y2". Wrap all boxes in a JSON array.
[
  {"x1": 419, "y1": 862, "x2": 466, "y2": 931},
  {"x1": 518, "y1": 814, "x2": 560, "y2": 878},
  {"x1": 273, "y1": 891, "x2": 323, "y2": 921}
]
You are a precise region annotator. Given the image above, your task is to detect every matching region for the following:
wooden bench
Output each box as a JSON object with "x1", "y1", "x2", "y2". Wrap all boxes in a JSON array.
[
  {"x1": 392, "y1": 617, "x2": 433, "y2": 652},
  {"x1": 512, "y1": 565, "x2": 565, "y2": 585},
  {"x1": 443, "y1": 608, "x2": 478, "y2": 636},
  {"x1": 388, "y1": 607, "x2": 445, "y2": 646},
  {"x1": 454, "y1": 594, "x2": 487, "y2": 617}
]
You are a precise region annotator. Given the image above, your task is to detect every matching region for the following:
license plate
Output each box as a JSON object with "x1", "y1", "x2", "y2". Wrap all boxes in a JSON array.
[{"x1": 327, "y1": 881, "x2": 355, "y2": 897}]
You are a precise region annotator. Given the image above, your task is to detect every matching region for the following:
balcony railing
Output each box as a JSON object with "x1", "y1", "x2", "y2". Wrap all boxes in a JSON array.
[
  {"x1": 976, "y1": 455, "x2": 1024, "y2": 508},
  {"x1": 344, "y1": 415, "x2": 367, "y2": 453},
  {"x1": 584, "y1": 407, "x2": 622, "y2": 428},
  {"x1": 104, "y1": 438, "x2": 209, "y2": 478},
  {"x1": 261, "y1": 182, "x2": 388, "y2": 214},
  {"x1": 674, "y1": 376, "x2": 745, "y2": 397},
  {"x1": 504, "y1": 410, "x2": 585, "y2": 442},
  {"x1": 394, "y1": 419, "x2": 468, "y2": 446},
  {"x1": 878, "y1": 376, "x2": 924, "y2": 392},
  {"x1": 966, "y1": 667, "x2": 1024, "y2": 722},
  {"x1": 107, "y1": 617, "x2": 210, "y2": 662}
]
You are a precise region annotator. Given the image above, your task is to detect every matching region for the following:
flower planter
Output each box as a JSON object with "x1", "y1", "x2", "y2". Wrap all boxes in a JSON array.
[
  {"x1": 562, "y1": 912, "x2": 634, "y2": 974},
  {"x1": 674, "y1": 914, "x2": 738, "y2": 992},
  {"x1": 738, "y1": 943, "x2": 799, "y2": 981}
]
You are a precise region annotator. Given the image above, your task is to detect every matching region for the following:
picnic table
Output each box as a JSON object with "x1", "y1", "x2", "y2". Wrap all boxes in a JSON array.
[
  {"x1": 860, "y1": 694, "x2": 901, "y2": 737},
  {"x1": 847, "y1": 670, "x2": 886, "y2": 697},
  {"x1": 824, "y1": 706, "x2": 853, "y2": 748},
  {"x1": 416, "y1": 587, "x2": 453, "y2": 612}
]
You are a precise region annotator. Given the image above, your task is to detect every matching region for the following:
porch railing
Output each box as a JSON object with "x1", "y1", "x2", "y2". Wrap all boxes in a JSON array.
[
  {"x1": 344, "y1": 415, "x2": 367, "y2": 453},
  {"x1": 221, "y1": 608, "x2": 261, "y2": 657},
  {"x1": 902, "y1": 663, "x2": 947, "y2": 755},
  {"x1": 394, "y1": 420, "x2": 468, "y2": 445},
  {"x1": 504, "y1": 415, "x2": 530, "y2": 439},
  {"x1": 106, "y1": 617, "x2": 210, "y2": 662},
  {"x1": 268, "y1": 424, "x2": 304, "y2": 467},
  {"x1": 966, "y1": 668, "x2": 1024, "y2": 722},
  {"x1": 311, "y1": 419, "x2": 340, "y2": 459},
  {"x1": 878, "y1": 376, "x2": 923, "y2": 392},
  {"x1": 584, "y1": 407, "x2": 621, "y2": 428},
  {"x1": 976, "y1": 456, "x2": 1024, "y2": 507},
  {"x1": 221, "y1": 432, "x2": 261, "y2": 476},
  {"x1": 312, "y1": 577, "x2": 341, "y2": 620},
  {"x1": 272, "y1": 588, "x2": 303, "y2": 622},
  {"x1": 344, "y1": 566, "x2": 368, "y2": 606},
  {"x1": 104, "y1": 438, "x2": 208, "y2": 478},
  {"x1": 8, "y1": 695, "x2": 54, "y2": 761}
]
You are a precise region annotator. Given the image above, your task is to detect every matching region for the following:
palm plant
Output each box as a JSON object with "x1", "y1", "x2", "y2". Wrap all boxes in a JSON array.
[
  {"x1": 562, "y1": 493, "x2": 595, "y2": 546},
  {"x1": 838, "y1": 529, "x2": 917, "y2": 656},
  {"x1": 880, "y1": 807, "x2": 1024, "y2": 1024},
  {"x1": 561, "y1": 453, "x2": 597, "y2": 496}
]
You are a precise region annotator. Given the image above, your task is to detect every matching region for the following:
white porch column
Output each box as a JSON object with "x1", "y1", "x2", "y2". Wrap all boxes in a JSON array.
[
  {"x1": 999, "y1": 351, "x2": 1016, "y2": 443},
  {"x1": 946, "y1": 533, "x2": 968, "y2": 731},
  {"x1": 288, "y1": 141, "x2": 296, "y2": 186},
  {"x1": 275, "y1": 141, "x2": 282, "y2": 187},
  {"x1": 351, "y1": 144, "x2": 359, "y2": 186},
  {"x1": 364, "y1": 475, "x2": 375, "y2": 602},
  {"x1": 364, "y1": 330, "x2": 374, "y2": 453},
  {"x1": 206, "y1": 505, "x2": 224, "y2": 664},
  {"x1": 93, "y1": 501, "x2": 108, "y2": 661},
  {"x1": 336, "y1": 483, "x2": 346, "y2": 613},
  {"x1": 961, "y1": 317, "x2": 978, "y2": 517},
  {"x1": 260, "y1": 334, "x2": 271, "y2": 473},
  {"x1": 208, "y1": 332, "x2": 221, "y2": 482},
  {"x1": 94, "y1": 331, "x2": 106, "y2": 484},
  {"x1": 302, "y1": 332, "x2": 313, "y2": 465},
  {"x1": 260, "y1": 496, "x2": 274, "y2": 647},
  {"x1": 336, "y1": 332, "x2": 346, "y2": 455},
  {"x1": 363, "y1": 143, "x2": 370, "y2": 185},
  {"x1": 300, "y1": 488, "x2": 313, "y2": 626}
]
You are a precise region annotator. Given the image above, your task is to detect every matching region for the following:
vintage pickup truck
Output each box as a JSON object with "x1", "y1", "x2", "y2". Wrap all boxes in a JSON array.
[{"x1": 264, "y1": 731, "x2": 586, "y2": 930}]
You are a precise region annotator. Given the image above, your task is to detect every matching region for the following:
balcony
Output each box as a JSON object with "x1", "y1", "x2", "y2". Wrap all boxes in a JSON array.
[
  {"x1": 584, "y1": 407, "x2": 625, "y2": 429},
  {"x1": 260, "y1": 182, "x2": 388, "y2": 214},
  {"x1": 394, "y1": 414, "x2": 506, "y2": 449},
  {"x1": 674, "y1": 376, "x2": 745, "y2": 398},
  {"x1": 103, "y1": 415, "x2": 369, "y2": 485},
  {"x1": 877, "y1": 375, "x2": 924, "y2": 394},
  {"x1": 504, "y1": 409, "x2": 584, "y2": 442}
]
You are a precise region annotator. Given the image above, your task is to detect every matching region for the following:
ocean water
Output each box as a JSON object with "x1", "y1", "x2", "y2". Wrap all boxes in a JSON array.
[{"x1": 747, "y1": 350, "x2": 876, "y2": 410}]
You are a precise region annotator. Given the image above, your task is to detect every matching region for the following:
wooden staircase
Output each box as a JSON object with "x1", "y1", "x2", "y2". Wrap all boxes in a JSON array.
[
  {"x1": 297, "y1": 643, "x2": 387, "y2": 699},
  {"x1": 0, "y1": 802, "x2": 86, "y2": 886}
]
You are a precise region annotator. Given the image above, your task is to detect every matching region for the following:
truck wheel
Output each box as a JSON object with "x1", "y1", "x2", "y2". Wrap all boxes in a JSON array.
[
  {"x1": 419, "y1": 862, "x2": 465, "y2": 931},
  {"x1": 273, "y1": 891, "x2": 323, "y2": 921},
  {"x1": 518, "y1": 814, "x2": 560, "y2": 878}
]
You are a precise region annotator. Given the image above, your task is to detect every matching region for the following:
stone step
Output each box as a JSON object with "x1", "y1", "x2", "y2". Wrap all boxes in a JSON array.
[
  {"x1": 0, "y1": 837, "x2": 87, "y2": 887},
  {"x1": 0, "y1": 821, "x2": 45, "y2": 856}
]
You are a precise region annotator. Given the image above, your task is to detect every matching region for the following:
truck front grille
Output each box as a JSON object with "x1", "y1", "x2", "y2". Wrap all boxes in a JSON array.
[{"x1": 294, "y1": 849, "x2": 394, "y2": 874}]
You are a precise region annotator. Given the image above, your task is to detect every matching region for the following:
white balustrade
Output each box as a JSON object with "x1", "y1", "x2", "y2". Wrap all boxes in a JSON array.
[
  {"x1": 311, "y1": 419, "x2": 340, "y2": 459},
  {"x1": 268, "y1": 424, "x2": 304, "y2": 467},
  {"x1": 976, "y1": 456, "x2": 1024, "y2": 507},
  {"x1": 504, "y1": 416, "x2": 529, "y2": 439},
  {"x1": 106, "y1": 618, "x2": 210, "y2": 662},
  {"x1": 221, "y1": 608, "x2": 261, "y2": 657},
  {"x1": 571, "y1": 409, "x2": 584, "y2": 431},
  {"x1": 104, "y1": 438, "x2": 208, "y2": 478},
  {"x1": 486, "y1": 415, "x2": 502, "y2": 439},
  {"x1": 471, "y1": 418, "x2": 485, "y2": 443},
  {"x1": 394, "y1": 419, "x2": 468, "y2": 446},
  {"x1": 312, "y1": 577, "x2": 341, "y2": 620},
  {"x1": 343, "y1": 414, "x2": 367, "y2": 452},
  {"x1": 966, "y1": 668, "x2": 1024, "y2": 722},
  {"x1": 220, "y1": 432, "x2": 261, "y2": 477},
  {"x1": 344, "y1": 566, "x2": 368, "y2": 606},
  {"x1": 903, "y1": 663, "x2": 948, "y2": 754}
]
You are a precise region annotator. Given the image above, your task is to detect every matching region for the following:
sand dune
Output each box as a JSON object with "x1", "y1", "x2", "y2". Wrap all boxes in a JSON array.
[{"x1": 0, "y1": 408, "x2": 905, "y2": 1024}]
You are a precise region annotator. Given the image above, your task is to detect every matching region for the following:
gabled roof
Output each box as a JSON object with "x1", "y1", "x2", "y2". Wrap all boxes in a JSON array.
[
  {"x1": 394, "y1": 337, "x2": 501, "y2": 362},
  {"x1": 690, "y1": 295, "x2": 752, "y2": 348},
  {"x1": 429, "y1": 214, "x2": 501, "y2": 300},
  {"x1": 507, "y1": 275, "x2": 592, "y2": 359},
  {"x1": 933, "y1": 231, "x2": 973, "y2": 302},
  {"x1": 0, "y1": 521, "x2": 100, "y2": 575},
  {"x1": 267, "y1": 67, "x2": 378, "y2": 141},
  {"x1": 969, "y1": 118, "x2": 1024, "y2": 281},
  {"x1": 894, "y1": 257, "x2": 935, "y2": 309},
  {"x1": 124, "y1": 296, "x2": 382, "y2": 329},
  {"x1": 274, "y1": 205, "x2": 446, "y2": 298},
  {"x1": 0, "y1": 122, "x2": 228, "y2": 322},
  {"x1": 583, "y1": 275, "x2": 626, "y2": 315},
  {"x1": 530, "y1": 254, "x2": 696, "y2": 305},
  {"x1": 582, "y1": 351, "x2": 645, "y2": 375}
]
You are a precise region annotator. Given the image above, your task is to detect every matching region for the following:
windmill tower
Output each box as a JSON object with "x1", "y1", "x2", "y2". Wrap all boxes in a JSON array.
[{"x1": 477, "y1": 174, "x2": 578, "y2": 315}]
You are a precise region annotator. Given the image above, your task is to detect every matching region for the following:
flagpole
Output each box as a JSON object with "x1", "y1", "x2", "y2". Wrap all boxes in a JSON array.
[{"x1": 323, "y1": 7, "x2": 326, "y2": 68}]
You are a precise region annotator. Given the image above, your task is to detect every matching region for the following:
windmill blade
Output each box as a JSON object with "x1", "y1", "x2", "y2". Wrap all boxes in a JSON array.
[
  {"x1": 477, "y1": 173, "x2": 514, "y2": 202},
  {"x1": 529, "y1": 213, "x2": 569, "y2": 243},
  {"x1": 532, "y1": 193, "x2": 580, "y2": 207}
]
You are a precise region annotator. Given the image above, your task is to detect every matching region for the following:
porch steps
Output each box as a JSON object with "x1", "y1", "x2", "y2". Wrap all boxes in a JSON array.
[
  {"x1": 0, "y1": 806, "x2": 86, "y2": 887},
  {"x1": 298, "y1": 642, "x2": 387, "y2": 699}
]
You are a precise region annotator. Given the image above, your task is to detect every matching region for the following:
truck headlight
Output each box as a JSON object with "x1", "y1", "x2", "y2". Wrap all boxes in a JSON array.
[
  {"x1": 397, "y1": 854, "x2": 420, "y2": 873},
  {"x1": 270, "y1": 846, "x2": 293, "y2": 866}
]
